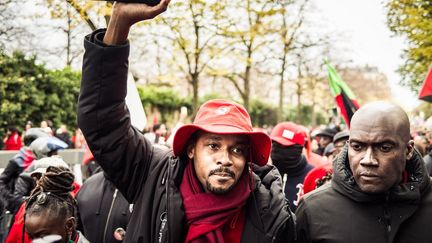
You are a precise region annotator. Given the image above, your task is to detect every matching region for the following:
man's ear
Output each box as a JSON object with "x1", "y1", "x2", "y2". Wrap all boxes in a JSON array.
[
  {"x1": 65, "y1": 217, "x2": 75, "y2": 233},
  {"x1": 406, "y1": 140, "x2": 415, "y2": 160},
  {"x1": 187, "y1": 143, "x2": 195, "y2": 159}
]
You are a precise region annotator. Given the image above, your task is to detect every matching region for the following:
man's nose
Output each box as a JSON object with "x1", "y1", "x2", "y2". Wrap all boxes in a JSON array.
[
  {"x1": 359, "y1": 146, "x2": 378, "y2": 166},
  {"x1": 216, "y1": 149, "x2": 233, "y2": 166}
]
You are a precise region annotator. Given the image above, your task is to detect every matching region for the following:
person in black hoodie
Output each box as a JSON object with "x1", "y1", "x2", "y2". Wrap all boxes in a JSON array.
[
  {"x1": 296, "y1": 101, "x2": 432, "y2": 242},
  {"x1": 76, "y1": 169, "x2": 131, "y2": 243},
  {"x1": 270, "y1": 122, "x2": 313, "y2": 211}
]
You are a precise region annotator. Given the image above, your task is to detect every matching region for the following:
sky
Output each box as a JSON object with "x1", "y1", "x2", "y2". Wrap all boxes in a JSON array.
[{"x1": 310, "y1": 0, "x2": 421, "y2": 111}]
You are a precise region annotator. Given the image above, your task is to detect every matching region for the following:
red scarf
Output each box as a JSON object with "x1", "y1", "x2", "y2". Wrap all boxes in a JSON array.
[{"x1": 180, "y1": 161, "x2": 251, "y2": 243}]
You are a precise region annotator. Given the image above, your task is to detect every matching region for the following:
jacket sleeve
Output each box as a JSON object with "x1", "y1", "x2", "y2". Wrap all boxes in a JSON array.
[
  {"x1": 0, "y1": 159, "x2": 21, "y2": 186},
  {"x1": 8, "y1": 175, "x2": 32, "y2": 213},
  {"x1": 77, "y1": 29, "x2": 154, "y2": 203},
  {"x1": 295, "y1": 199, "x2": 312, "y2": 243},
  {"x1": 0, "y1": 160, "x2": 21, "y2": 209}
]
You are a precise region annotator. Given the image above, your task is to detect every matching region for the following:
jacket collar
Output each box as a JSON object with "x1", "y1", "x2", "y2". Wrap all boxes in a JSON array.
[{"x1": 332, "y1": 145, "x2": 431, "y2": 203}]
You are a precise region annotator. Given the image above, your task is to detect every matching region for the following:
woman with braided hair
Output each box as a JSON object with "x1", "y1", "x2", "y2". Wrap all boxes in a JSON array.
[{"x1": 23, "y1": 166, "x2": 88, "y2": 243}]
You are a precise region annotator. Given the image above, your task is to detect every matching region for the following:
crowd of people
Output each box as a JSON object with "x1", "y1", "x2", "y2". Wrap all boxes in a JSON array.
[
  {"x1": 1, "y1": 121, "x2": 86, "y2": 152},
  {"x1": 1, "y1": 1, "x2": 432, "y2": 242}
]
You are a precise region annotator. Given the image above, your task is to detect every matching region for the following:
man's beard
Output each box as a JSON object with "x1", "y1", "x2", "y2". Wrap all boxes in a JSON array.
[{"x1": 206, "y1": 167, "x2": 237, "y2": 195}]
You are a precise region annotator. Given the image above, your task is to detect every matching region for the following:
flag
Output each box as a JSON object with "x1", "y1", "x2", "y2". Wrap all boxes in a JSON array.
[
  {"x1": 126, "y1": 74, "x2": 147, "y2": 131},
  {"x1": 419, "y1": 68, "x2": 432, "y2": 103},
  {"x1": 326, "y1": 62, "x2": 360, "y2": 127}
]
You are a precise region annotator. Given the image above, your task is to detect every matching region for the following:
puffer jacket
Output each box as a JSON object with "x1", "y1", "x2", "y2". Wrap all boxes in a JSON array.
[
  {"x1": 296, "y1": 145, "x2": 432, "y2": 243},
  {"x1": 76, "y1": 171, "x2": 131, "y2": 243},
  {"x1": 77, "y1": 29, "x2": 295, "y2": 243}
]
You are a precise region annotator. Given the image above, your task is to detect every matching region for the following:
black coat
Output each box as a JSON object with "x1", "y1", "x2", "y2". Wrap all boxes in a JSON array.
[
  {"x1": 0, "y1": 158, "x2": 25, "y2": 213},
  {"x1": 76, "y1": 172, "x2": 131, "y2": 243},
  {"x1": 77, "y1": 29, "x2": 295, "y2": 243},
  {"x1": 296, "y1": 146, "x2": 432, "y2": 243},
  {"x1": 423, "y1": 150, "x2": 432, "y2": 176}
]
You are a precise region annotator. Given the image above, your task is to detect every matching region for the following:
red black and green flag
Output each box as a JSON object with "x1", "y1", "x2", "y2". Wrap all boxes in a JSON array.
[
  {"x1": 419, "y1": 68, "x2": 432, "y2": 103},
  {"x1": 326, "y1": 63, "x2": 360, "y2": 127}
]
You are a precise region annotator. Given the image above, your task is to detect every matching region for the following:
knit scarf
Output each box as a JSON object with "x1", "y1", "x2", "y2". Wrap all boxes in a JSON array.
[{"x1": 180, "y1": 161, "x2": 250, "y2": 243}]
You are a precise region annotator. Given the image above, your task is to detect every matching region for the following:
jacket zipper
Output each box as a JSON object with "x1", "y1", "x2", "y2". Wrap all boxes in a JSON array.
[
  {"x1": 103, "y1": 189, "x2": 118, "y2": 243},
  {"x1": 383, "y1": 192, "x2": 391, "y2": 242},
  {"x1": 166, "y1": 157, "x2": 177, "y2": 243}
]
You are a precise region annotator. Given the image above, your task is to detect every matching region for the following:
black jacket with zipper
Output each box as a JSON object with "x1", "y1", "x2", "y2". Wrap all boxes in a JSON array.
[
  {"x1": 77, "y1": 29, "x2": 295, "y2": 243},
  {"x1": 296, "y1": 145, "x2": 432, "y2": 243},
  {"x1": 76, "y1": 171, "x2": 131, "y2": 243}
]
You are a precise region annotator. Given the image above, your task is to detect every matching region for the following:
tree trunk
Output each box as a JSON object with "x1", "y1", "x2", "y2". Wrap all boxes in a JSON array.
[
  {"x1": 243, "y1": 45, "x2": 253, "y2": 111},
  {"x1": 66, "y1": 6, "x2": 72, "y2": 67},
  {"x1": 296, "y1": 86, "x2": 302, "y2": 123},
  {"x1": 191, "y1": 73, "x2": 199, "y2": 115},
  {"x1": 310, "y1": 77, "x2": 317, "y2": 125},
  {"x1": 278, "y1": 74, "x2": 284, "y2": 122}
]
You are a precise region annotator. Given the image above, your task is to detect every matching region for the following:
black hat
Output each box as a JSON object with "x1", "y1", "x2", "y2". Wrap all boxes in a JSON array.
[
  {"x1": 333, "y1": 131, "x2": 349, "y2": 143},
  {"x1": 324, "y1": 143, "x2": 335, "y2": 156},
  {"x1": 315, "y1": 127, "x2": 337, "y2": 139}
]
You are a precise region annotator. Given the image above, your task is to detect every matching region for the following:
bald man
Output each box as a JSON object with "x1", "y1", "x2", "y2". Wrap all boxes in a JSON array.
[{"x1": 296, "y1": 102, "x2": 432, "y2": 243}]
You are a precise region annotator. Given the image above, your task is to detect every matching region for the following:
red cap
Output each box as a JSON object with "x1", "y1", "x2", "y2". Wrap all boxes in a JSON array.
[
  {"x1": 303, "y1": 167, "x2": 333, "y2": 194},
  {"x1": 270, "y1": 122, "x2": 306, "y2": 147},
  {"x1": 173, "y1": 99, "x2": 271, "y2": 166}
]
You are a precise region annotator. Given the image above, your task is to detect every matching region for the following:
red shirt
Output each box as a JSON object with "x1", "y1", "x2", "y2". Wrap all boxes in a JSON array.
[{"x1": 4, "y1": 132, "x2": 22, "y2": 150}]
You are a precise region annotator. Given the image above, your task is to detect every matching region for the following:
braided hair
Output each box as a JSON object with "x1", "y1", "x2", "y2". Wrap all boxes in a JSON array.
[{"x1": 25, "y1": 166, "x2": 77, "y2": 221}]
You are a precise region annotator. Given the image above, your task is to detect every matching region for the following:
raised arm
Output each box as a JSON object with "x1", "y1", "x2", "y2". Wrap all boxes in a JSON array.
[
  {"x1": 103, "y1": 0, "x2": 170, "y2": 45},
  {"x1": 77, "y1": 0, "x2": 170, "y2": 202}
]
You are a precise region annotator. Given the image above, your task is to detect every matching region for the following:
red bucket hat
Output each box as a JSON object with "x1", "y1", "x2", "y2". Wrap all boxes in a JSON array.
[
  {"x1": 172, "y1": 99, "x2": 271, "y2": 166},
  {"x1": 270, "y1": 122, "x2": 306, "y2": 147}
]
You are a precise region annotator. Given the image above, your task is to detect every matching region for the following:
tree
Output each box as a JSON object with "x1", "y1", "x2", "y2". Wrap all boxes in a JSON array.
[
  {"x1": 0, "y1": 1, "x2": 35, "y2": 52},
  {"x1": 285, "y1": 103, "x2": 326, "y2": 126},
  {"x1": 45, "y1": 0, "x2": 112, "y2": 67},
  {"x1": 137, "y1": 85, "x2": 190, "y2": 123},
  {"x1": 46, "y1": 0, "x2": 111, "y2": 31},
  {"x1": 339, "y1": 65, "x2": 392, "y2": 104},
  {"x1": 0, "y1": 51, "x2": 81, "y2": 136},
  {"x1": 290, "y1": 54, "x2": 333, "y2": 125},
  {"x1": 272, "y1": 0, "x2": 310, "y2": 122},
  {"x1": 155, "y1": 0, "x2": 225, "y2": 113},
  {"x1": 386, "y1": 0, "x2": 432, "y2": 91},
  {"x1": 249, "y1": 99, "x2": 278, "y2": 127},
  {"x1": 213, "y1": 0, "x2": 279, "y2": 110}
]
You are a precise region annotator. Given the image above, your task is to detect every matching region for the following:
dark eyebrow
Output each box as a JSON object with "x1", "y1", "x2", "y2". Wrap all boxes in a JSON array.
[
  {"x1": 204, "y1": 135, "x2": 250, "y2": 145},
  {"x1": 349, "y1": 139, "x2": 396, "y2": 146},
  {"x1": 375, "y1": 140, "x2": 397, "y2": 146},
  {"x1": 205, "y1": 135, "x2": 223, "y2": 141},
  {"x1": 348, "y1": 139, "x2": 364, "y2": 144}
]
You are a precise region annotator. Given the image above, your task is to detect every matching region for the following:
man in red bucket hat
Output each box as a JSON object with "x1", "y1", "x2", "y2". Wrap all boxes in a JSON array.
[{"x1": 77, "y1": 1, "x2": 295, "y2": 242}]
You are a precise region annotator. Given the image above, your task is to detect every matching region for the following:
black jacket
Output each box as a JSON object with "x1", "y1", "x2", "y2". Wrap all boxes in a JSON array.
[
  {"x1": 424, "y1": 150, "x2": 432, "y2": 176},
  {"x1": 77, "y1": 172, "x2": 131, "y2": 243},
  {"x1": 276, "y1": 155, "x2": 313, "y2": 212},
  {"x1": 296, "y1": 145, "x2": 432, "y2": 243},
  {"x1": 77, "y1": 29, "x2": 295, "y2": 243},
  {"x1": 0, "y1": 158, "x2": 25, "y2": 213}
]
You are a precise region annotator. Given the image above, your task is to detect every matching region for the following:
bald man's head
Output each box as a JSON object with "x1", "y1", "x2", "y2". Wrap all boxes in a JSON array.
[
  {"x1": 350, "y1": 101, "x2": 411, "y2": 143},
  {"x1": 348, "y1": 101, "x2": 415, "y2": 194}
]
